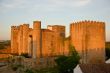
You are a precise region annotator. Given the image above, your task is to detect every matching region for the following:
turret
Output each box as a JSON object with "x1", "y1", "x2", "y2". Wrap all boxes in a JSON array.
[{"x1": 33, "y1": 21, "x2": 42, "y2": 58}]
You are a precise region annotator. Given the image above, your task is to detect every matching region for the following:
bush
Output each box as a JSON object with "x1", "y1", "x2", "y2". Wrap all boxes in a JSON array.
[
  {"x1": 21, "y1": 53, "x2": 30, "y2": 58},
  {"x1": 25, "y1": 69, "x2": 34, "y2": 73},
  {"x1": 35, "y1": 67, "x2": 59, "y2": 73},
  {"x1": 12, "y1": 65, "x2": 18, "y2": 71},
  {"x1": 106, "y1": 48, "x2": 110, "y2": 60},
  {"x1": 9, "y1": 56, "x2": 24, "y2": 72},
  {"x1": 12, "y1": 64, "x2": 23, "y2": 71},
  {"x1": 55, "y1": 45, "x2": 80, "y2": 73},
  {"x1": 0, "y1": 40, "x2": 10, "y2": 49}
]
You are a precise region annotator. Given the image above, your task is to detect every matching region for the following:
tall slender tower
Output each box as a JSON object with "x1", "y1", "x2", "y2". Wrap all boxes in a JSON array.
[{"x1": 33, "y1": 21, "x2": 41, "y2": 59}]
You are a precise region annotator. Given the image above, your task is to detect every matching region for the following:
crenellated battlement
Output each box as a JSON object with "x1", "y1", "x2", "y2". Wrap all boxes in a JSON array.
[
  {"x1": 71, "y1": 20, "x2": 105, "y2": 25},
  {"x1": 11, "y1": 20, "x2": 105, "y2": 64},
  {"x1": 11, "y1": 26, "x2": 19, "y2": 30},
  {"x1": 70, "y1": 20, "x2": 105, "y2": 64},
  {"x1": 11, "y1": 26, "x2": 18, "y2": 28},
  {"x1": 33, "y1": 21, "x2": 41, "y2": 24},
  {"x1": 23, "y1": 24, "x2": 29, "y2": 27},
  {"x1": 33, "y1": 21, "x2": 41, "y2": 30}
]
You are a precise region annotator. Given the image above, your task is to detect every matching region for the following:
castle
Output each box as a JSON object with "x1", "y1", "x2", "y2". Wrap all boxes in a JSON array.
[{"x1": 11, "y1": 20, "x2": 105, "y2": 64}]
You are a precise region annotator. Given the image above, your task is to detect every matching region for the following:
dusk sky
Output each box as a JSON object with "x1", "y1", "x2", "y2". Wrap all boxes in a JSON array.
[{"x1": 0, "y1": 0, "x2": 110, "y2": 41}]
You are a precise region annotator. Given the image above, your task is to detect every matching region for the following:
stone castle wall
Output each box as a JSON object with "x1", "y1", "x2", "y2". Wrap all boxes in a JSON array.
[
  {"x1": 41, "y1": 29, "x2": 54, "y2": 57},
  {"x1": 11, "y1": 21, "x2": 66, "y2": 59},
  {"x1": 22, "y1": 24, "x2": 29, "y2": 54},
  {"x1": 70, "y1": 21, "x2": 105, "y2": 64},
  {"x1": 11, "y1": 20, "x2": 105, "y2": 64},
  {"x1": 47, "y1": 25, "x2": 65, "y2": 55}
]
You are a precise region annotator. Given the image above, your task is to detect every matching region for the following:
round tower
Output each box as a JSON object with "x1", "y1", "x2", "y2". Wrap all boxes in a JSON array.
[
  {"x1": 33, "y1": 21, "x2": 41, "y2": 59},
  {"x1": 70, "y1": 21, "x2": 105, "y2": 64},
  {"x1": 86, "y1": 21, "x2": 105, "y2": 63}
]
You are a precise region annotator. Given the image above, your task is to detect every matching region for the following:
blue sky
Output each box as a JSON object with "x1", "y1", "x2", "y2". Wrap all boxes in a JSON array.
[{"x1": 0, "y1": 0, "x2": 110, "y2": 41}]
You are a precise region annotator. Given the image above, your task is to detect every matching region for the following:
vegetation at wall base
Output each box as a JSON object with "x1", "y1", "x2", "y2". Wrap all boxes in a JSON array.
[
  {"x1": 55, "y1": 45, "x2": 80, "y2": 73},
  {"x1": 0, "y1": 40, "x2": 10, "y2": 49},
  {"x1": 20, "y1": 53, "x2": 31, "y2": 58},
  {"x1": 106, "y1": 48, "x2": 110, "y2": 60},
  {"x1": 34, "y1": 67, "x2": 59, "y2": 73},
  {"x1": 25, "y1": 69, "x2": 34, "y2": 73}
]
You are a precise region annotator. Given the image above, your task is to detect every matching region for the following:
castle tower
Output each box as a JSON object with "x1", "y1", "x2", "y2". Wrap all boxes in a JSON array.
[
  {"x1": 22, "y1": 24, "x2": 29, "y2": 53},
  {"x1": 70, "y1": 21, "x2": 105, "y2": 64},
  {"x1": 18, "y1": 25, "x2": 23, "y2": 55},
  {"x1": 11, "y1": 26, "x2": 19, "y2": 54},
  {"x1": 33, "y1": 21, "x2": 42, "y2": 58}
]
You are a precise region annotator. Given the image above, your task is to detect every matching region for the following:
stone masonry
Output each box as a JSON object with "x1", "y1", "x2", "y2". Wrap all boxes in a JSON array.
[
  {"x1": 70, "y1": 20, "x2": 105, "y2": 64},
  {"x1": 11, "y1": 20, "x2": 105, "y2": 64},
  {"x1": 11, "y1": 21, "x2": 65, "y2": 59}
]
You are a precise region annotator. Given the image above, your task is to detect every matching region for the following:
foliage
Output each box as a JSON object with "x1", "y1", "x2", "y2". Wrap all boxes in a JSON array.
[
  {"x1": 24, "y1": 67, "x2": 59, "y2": 73},
  {"x1": 55, "y1": 45, "x2": 80, "y2": 73},
  {"x1": 0, "y1": 40, "x2": 10, "y2": 49},
  {"x1": 25, "y1": 69, "x2": 34, "y2": 73},
  {"x1": 35, "y1": 67, "x2": 59, "y2": 73},
  {"x1": 21, "y1": 53, "x2": 30, "y2": 58},
  {"x1": 106, "y1": 48, "x2": 110, "y2": 60},
  {"x1": 8, "y1": 56, "x2": 24, "y2": 72},
  {"x1": 12, "y1": 64, "x2": 23, "y2": 71},
  {"x1": 11, "y1": 53, "x2": 19, "y2": 56},
  {"x1": 0, "y1": 44, "x2": 5, "y2": 49}
]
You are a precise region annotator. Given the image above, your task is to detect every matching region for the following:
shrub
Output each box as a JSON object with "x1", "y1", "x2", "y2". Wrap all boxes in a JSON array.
[
  {"x1": 35, "y1": 67, "x2": 59, "y2": 73},
  {"x1": 21, "y1": 53, "x2": 30, "y2": 58},
  {"x1": 55, "y1": 45, "x2": 80, "y2": 73},
  {"x1": 106, "y1": 48, "x2": 110, "y2": 60},
  {"x1": 12, "y1": 64, "x2": 23, "y2": 71},
  {"x1": 25, "y1": 69, "x2": 34, "y2": 73}
]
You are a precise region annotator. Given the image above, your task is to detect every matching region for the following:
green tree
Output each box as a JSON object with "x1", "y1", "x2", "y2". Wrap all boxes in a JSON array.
[
  {"x1": 106, "y1": 48, "x2": 110, "y2": 60},
  {"x1": 55, "y1": 45, "x2": 80, "y2": 73}
]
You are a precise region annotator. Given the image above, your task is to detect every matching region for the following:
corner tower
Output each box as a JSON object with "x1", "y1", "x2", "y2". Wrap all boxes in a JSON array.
[
  {"x1": 11, "y1": 26, "x2": 19, "y2": 54},
  {"x1": 70, "y1": 21, "x2": 105, "y2": 64}
]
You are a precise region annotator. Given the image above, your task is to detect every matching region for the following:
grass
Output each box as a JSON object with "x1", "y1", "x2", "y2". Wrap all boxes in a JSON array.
[{"x1": 34, "y1": 67, "x2": 59, "y2": 73}]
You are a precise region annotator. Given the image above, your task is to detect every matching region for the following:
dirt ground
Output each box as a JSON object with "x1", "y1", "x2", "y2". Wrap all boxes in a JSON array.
[{"x1": 0, "y1": 66, "x2": 15, "y2": 73}]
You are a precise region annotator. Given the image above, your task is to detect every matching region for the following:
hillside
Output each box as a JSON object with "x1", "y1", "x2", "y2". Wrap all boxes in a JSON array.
[{"x1": 0, "y1": 40, "x2": 10, "y2": 50}]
